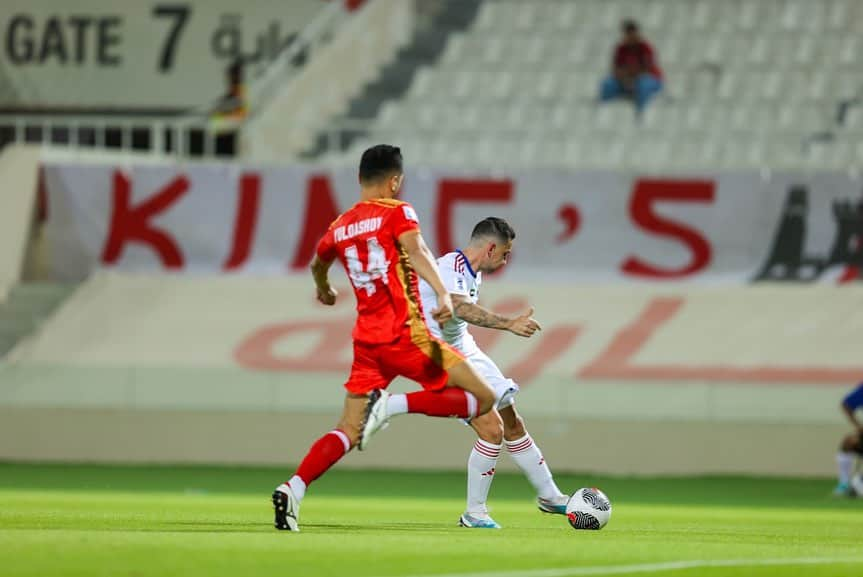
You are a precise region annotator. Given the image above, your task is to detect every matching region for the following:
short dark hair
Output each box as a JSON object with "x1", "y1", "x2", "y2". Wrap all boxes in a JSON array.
[
  {"x1": 622, "y1": 19, "x2": 639, "y2": 34},
  {"x1": 359, "y1": 144, "x2": 403, "y2": 183},
  {"x1": 471, "y1": 217, "x2": 515, "y2": 243}
]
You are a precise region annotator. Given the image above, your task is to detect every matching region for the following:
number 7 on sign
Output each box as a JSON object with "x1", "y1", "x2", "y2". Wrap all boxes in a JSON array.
[{"x1": 344, "y1": 237, "x2": 390, "y2": 296}]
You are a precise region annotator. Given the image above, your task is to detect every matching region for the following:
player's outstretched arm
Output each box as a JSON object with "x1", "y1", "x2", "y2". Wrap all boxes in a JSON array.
[
  {"x1": 310, "y1": 255, "x2": 338, "y2": 305},
  {"x1": 399, "y1": 231, "x2": 453, "y2": 324},
  {"x1": 452, "y1": 295, "x2": 542, "y2": 337}
]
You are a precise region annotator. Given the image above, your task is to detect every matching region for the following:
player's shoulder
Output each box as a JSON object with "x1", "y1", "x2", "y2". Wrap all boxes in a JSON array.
[
  {"x1": 367, "y1": 198, "x2": 408, "y2": 208},
  {"x1": 439, "y1": 251, "x2": 470, "y2": 275},
  {"x1": 329, "y1": 203, "x2": 365, "y2": 228},
  {"x1": 437, "y1": 251, "x2": 460, "y2": 265},
  {"x1": 368, "y1": 199, "x2": 420, "y2": 228}
]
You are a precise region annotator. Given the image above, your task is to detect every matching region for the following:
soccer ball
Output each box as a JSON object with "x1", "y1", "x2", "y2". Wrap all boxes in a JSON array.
[
  {"x1": 850, "y1": 473, "x2": 863, "y2": 497},
  {"x1": 566, "y1": 487, "x2": 612, "y2": 530}
]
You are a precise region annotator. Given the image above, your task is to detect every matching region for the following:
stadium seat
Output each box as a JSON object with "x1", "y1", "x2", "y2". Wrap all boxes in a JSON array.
[
  {"x1": 440, "y1": 34, "x2": 466, "y2": 67},
  {"x1": 735, "y1": 0, "x2": 768, "y2": 32},
  {"x1": 550, "y1": 1, "x2": 580, "y2": 32},
  {"x1": 802, "y1": 139, "x2": 851, "y2": 170},
  {"x1": 719, "y1": 137, "x2": 768, "y2": 169},
  {"x1": 843, "y1": 106, "x2": 863, "y2": 132}
]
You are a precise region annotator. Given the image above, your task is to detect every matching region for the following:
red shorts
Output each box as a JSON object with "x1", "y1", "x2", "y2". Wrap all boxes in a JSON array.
[{"x1": 344, "y1": 324, "x2": 464, "y2": 395}]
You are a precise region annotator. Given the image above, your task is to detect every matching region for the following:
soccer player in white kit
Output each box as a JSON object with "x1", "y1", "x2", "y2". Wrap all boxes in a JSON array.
[{"x1": 419, "y1": 217, "x2": 570, "y2": 528}]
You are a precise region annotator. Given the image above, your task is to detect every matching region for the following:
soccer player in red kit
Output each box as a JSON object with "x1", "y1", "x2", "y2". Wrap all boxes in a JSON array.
[{"x1": 272, "y1": 144, "x2": 496, "y2": 531}]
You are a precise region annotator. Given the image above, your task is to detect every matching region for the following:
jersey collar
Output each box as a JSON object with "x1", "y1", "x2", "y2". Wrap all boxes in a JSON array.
[{"x1": 456, "y1": 249, "x2": 477, "y2": 279}]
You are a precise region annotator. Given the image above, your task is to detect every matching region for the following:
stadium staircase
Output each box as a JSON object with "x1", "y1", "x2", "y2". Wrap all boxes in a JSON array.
[
  {"x1": 301, "y1": 0, "x2": 483, "y2": 157},
  {"x1": 0, "y1": 284, "x2": 77, "y2": 358}
]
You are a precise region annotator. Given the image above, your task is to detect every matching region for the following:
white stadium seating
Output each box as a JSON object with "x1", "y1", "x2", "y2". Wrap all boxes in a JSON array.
[{"x1": 338, "y1": 0, "x2": 863, "y2": 171}]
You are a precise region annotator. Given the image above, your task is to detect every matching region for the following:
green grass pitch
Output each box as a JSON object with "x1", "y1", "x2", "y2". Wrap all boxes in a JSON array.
[{"x1": 1, "y1": 462, "x2": 861, "y2": 577}]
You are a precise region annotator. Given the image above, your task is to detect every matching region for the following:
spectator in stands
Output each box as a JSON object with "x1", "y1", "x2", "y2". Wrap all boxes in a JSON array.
[
  {"x1": 598, "y1": 20, "x2": 664, "y2": 114},
  {"x1": 209, "y1": 59, "x2": 247, "y2": 156},
  {"x1": 212, "y1": 59, "x2": 248, "y2": 120}
]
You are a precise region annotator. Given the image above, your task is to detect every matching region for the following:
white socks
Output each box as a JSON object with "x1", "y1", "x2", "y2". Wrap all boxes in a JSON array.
[
  {"x1": 287, "y1": 476, "x2": 307, "y2": 502},
  {"x1": 837, "y1": 452, "x2": 855, "y2": 485},
  {"x1": 506, "y1": 433, "x2": 562, "y2": 500},
  {"x1": 386, "y1": 393, "x2": 408, "y2": 417},
  {"x1": 466, "y1": 433, "x2": 563, "y2": 514},
  {"x1": 466, "y1": 439, "x2": 501, "y2": 514}
]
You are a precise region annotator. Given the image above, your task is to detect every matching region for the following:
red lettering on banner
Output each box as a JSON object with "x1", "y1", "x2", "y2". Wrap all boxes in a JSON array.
[
  {"x1": 436, "y1": 180, "x2": 513, "y2": 255},
  {"x1": 344, "y1": 0, "x2": 367, "y2": 10},
  {"x1": 290, "y1": 175, "x2": 341, "y2": 270},
  {"x1": 233, "y1": 292, "x2": 863, "y2": 385},
  {"x1": 472, "y1": 297, "x2": 529, "y2": 351},
  {"x1": 234, "y1": 317, "x2": 353, "y2": 372},
  {"x1": 556, "y1": 204, "x2": 580, "y2": 244},
  {"x1": 223, "y1": 173, "x2": 261, "y2": 270},
  {"x1": 838, "y1": 266, "x2": 859, "y2": 284},
  {"x1": 579, "y1": 297, "x2": 863, "y2": 383},
  {"x1": 101, "y1": 171, "x2": 186, "y2": 268},
  {"x1": 621, "y1": 179, "x2": 714, "y2": 278},
  {"x1": 506, "y1": 325, "x2": 582, "y2": 385}
]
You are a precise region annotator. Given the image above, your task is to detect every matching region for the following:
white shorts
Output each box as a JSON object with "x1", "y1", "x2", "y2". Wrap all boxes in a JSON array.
[{"x1": 467, "y1": 349, "x2": 519, "y2": 410}]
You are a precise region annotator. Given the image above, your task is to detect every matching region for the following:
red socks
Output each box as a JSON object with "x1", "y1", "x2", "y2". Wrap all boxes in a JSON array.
[
  {"x1": 291, "y1": 390, "x2": 478, "y2": 487},
  {"x1": 293, "y1": 429, "x2": 351, "y2": 485},
  {"x1": 405, "y1": 388, "x2": 478, "y2": 418}
]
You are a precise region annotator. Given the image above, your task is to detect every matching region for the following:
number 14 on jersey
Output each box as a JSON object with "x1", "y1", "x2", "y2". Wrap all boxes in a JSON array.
[{"x1": 344, "y1": 237, "x2": 390, "y2": 296}]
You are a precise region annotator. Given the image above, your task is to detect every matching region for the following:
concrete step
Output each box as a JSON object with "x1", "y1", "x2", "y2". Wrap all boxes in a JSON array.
[
  {"x1": 0, "y1": 283, "x2": 78, "y2": 358},
  {"x1": 302, "y1": 0, "x2": 483, "y2": 157}
]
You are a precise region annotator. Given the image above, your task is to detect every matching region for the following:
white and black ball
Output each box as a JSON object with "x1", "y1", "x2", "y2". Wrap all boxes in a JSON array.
[{"x1": 566, "y1": 487, "x2": 612, "y2": 530}]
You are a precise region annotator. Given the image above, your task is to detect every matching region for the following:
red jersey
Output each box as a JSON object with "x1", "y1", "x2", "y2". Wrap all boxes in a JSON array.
[
  {"x1": 316, "y1": 198, "x2": 427, "y2": 345},
  {"x1": 614, "y1": 40, "x2": 663, "y2": 80}
]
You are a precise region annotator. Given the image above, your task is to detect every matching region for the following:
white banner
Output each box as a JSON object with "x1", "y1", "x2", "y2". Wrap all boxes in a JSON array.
[
  {"x1": 41, "y1": 162, "x2": 863, "y2": 284},
  {"x1": 0, "y1": 0, "x2": 325, "y2": 108},
  {"x1": 6, "y1": 274, "x2": 862, "y2": 423}
]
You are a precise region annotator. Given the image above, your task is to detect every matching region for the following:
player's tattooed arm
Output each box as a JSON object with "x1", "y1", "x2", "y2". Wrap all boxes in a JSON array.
[
  {"x1": 452, "y1": 295, "x2": 510, "y2": 329},
  {"x1": 451, "y1": 295, "x2": 542, "y2": 337}
]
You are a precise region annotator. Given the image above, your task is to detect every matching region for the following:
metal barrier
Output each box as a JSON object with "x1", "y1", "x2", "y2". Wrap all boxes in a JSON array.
[{"x1": 0, "y1": 114, "x2": 230, "y2": 158}]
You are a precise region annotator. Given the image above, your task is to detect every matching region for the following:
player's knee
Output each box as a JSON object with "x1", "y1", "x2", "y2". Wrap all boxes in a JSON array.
[
  {"x1": 506, "y1": 415, "x2": 527, "y2": 439},
  {"x1": 474, "y1": 414, "x2": 504, "y2": 444},
  {"x1": 477, "y1": 423, "x2": 503, "y2": 445},
  {"x1": 841, "y1": 435, "x2": 857, "y2": 452}
]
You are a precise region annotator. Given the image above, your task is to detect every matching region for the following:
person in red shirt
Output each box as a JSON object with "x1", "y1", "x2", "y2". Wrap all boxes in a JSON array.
[
  {"x1": 272, "y1": 144, "x2": 496, "y2": 531},
  {"x1": 599, "y1": 20, "x2": 664, "y2": 113}
]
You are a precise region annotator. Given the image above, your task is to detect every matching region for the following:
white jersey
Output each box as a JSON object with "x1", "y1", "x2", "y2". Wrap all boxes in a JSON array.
[{"x1": 419, "y1": 250, "x2": 482, "y2": 357}]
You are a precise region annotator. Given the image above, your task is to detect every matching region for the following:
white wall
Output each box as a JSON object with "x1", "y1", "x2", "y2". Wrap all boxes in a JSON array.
[
  {"x1": 2, "y1": 273, "x2": 859, "y2": 475},
  {"x1": 0, "y1": 0, "x2": 323, "y2": 108},
  {"x1": 0, "y1": 407, "x2": 846, "y2": 477}
]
